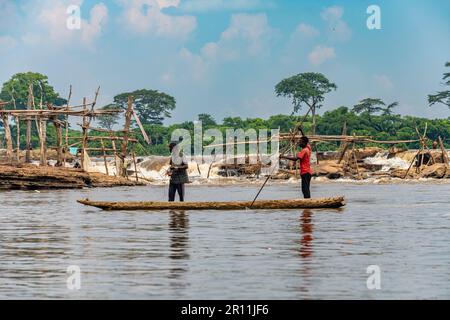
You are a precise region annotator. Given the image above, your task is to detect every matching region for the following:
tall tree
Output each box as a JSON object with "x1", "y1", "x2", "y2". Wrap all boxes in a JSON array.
[
  {"x1": 352, "y1": 98, "x2": 385, "y2": 115},
  {"x1": 428, "y1": 61, "x2": 450, "y2": 108},
  {"x1": 275, "y1": 72, "x2": 337, "y2": 135},
  {"x1": 113, "y1": 89, "x2": 176, "y2": 125},
  {"x1": 198, "y1": 113, "x2": 217, "y2": 127},
  {"x1": 381, "y1": 101, "x2": 399, "y2": 116},
  {"x1": 0, "y1": 72, "x2": 66, "y2": 109},
  {"x1": 97, "y1": 104, "x2": 122, "y2": 130}
]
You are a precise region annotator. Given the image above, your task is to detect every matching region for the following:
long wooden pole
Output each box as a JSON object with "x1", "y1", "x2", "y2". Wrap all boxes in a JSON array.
[
  {"x1": 81, "y1": 97, "x2": 87, "y2": 170},
  {"x1": 1, "y1": 113, "x2": 13, "y2": 160},
  {"x1": 119, "y1": 96, "x2": 134, "y2": 177},
  {"x1": 25, "y1": 84, "x2": 33, "y2": 163},
  {"x1": 100, "y1": 138, "x2": 109, "y2": 175}
]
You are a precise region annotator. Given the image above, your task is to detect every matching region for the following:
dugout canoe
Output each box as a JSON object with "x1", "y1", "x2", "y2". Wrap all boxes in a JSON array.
[{"x1": 77, "y1": 196, "x2": 345, "y2": 211}]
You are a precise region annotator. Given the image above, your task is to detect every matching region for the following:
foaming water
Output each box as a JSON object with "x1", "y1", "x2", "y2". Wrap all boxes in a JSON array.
[{"x1": 0, "y1": 182, "x2": 449, "y2": 299}]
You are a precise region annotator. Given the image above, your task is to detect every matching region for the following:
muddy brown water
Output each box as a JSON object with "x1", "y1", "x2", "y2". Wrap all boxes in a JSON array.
[{"x1": 0, "y1": 181, "x2": 449, "y2": 299}]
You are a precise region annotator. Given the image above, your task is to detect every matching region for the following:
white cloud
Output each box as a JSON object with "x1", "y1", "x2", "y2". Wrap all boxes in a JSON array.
[
  {"x1": 118, "y1": 0, "x2": 196, "y2": 38},
  {"x1": 0, "y1": 36, "x2": 17, "y2": 52},
  {"x1": 293, "y1": 23, "x2": 320, "y2": 38},
  {"x1": 179, "y1": 0, "x2": 274, "y2": 12},
  {"x1": 206, "y1": 13, "x2": 274, "y2": 60},
  {"x1": 321, "y1": 5, "x2": 351, "y2": 42},
  {"x1": 308, "y1": 45, "x2": 335, "y2": 65},
  {"x1": 36, "y1": 0, "x2": 108, "y2": 46},
  {"x1": 373, "y1": 74, "x2": 394, "y2": 91}
]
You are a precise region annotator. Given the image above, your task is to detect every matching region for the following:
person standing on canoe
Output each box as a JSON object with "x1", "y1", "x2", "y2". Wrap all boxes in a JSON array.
[
  {"x1": 167, "y1": 141, "x2": 189, "y2": 202},
  {"x1": 280, "y1": 136, "x2": 313, "y2": 199}
]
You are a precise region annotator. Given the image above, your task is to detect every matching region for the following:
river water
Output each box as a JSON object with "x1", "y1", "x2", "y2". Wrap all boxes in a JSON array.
[{"x1": 0, "y1": 180, "x2": 449, "y2": 299}]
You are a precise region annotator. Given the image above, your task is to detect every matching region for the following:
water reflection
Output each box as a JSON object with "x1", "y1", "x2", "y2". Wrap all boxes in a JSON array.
[
  {"x1": 168, "y1": 210, "x2": 190, "y2": 282},
  {"x1": 296, "y1": 209, "x2": 314, "y2": 294},
  {"x1": 299, "y1": 209, "x2": 314, "y2": 259}
]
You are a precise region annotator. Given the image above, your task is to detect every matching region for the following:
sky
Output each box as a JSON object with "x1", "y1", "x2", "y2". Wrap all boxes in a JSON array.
[{"x1": 1, "y1": 0, "x2": 449, "y2": 124}]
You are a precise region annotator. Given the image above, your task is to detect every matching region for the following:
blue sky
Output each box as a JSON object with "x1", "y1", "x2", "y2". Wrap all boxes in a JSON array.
[{"x1": 1, "y1": 0, "x2": 449, "y2": 124}]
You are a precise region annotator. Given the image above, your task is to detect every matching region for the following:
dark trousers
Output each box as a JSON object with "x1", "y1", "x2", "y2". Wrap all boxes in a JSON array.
[
  {"x1": 301, "y1": 173, "x2": 312, "y2": 199},
  {"x1": 169, "y1": 183, "x2": 185, "y2": 202}
]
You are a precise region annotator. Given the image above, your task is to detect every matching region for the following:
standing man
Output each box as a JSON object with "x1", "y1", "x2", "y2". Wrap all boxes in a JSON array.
[
  {"x1": 167, "y1": 141, "x2": 189, "y2": 202},
  {"x1": 280, "y1": 136, "x2": 313, "y2": 198}
]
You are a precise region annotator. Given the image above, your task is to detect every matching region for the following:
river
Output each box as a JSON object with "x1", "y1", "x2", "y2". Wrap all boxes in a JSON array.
[{"x1": 0, "y1": 181, "x2": 449, "y2": 299}]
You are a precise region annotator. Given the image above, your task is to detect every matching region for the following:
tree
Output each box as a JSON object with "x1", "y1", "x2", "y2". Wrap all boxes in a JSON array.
[
  {"x1": 352, "y1": 98, "x2": 385, "y2": 115},
  {"x1": 381, "y1": 102, "x2": 399, "y2": 116},
  {"x1": 97, "y1": 104, "x2": 122, "y2": 130},
  {"x1": 275, "y1": 72, "x2": 337, "y2": 135},
  {"x1": 113, "y1": 89, "x2": 176, "y2": 125},
  {"x1": 198, "y1": 113, "x2": 217, "y2": 127},
  {"x1": 0, "y1": 72, "x2": 66, "y2": 109},
  {"x1": 428, "y1": 61, "x2": 450, "y2": 108}
]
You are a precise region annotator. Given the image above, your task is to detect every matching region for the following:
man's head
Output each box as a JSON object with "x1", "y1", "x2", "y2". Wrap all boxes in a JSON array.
[{"x1": 299, "y1": 136, "x2": 309, "y2": 148}]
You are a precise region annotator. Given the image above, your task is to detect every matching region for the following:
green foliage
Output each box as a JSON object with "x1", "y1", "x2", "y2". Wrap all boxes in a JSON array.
[
  {"x1": 197, "y1": 113, "x2": 217, "y2": 127},
  {"x1": 275, "y1": 72, "x2": 337, "y2": 113},
  {"x1": 113, "y1": 89, "x2": 176, "y2": 125},
  {"x1": 0, "y1": 72, "x2": 66, "y2": 109},
  {"x1": 428, "y1": 61, "x2": 450, "y2": 108},
  {"x1": 97, "y1": 104, "x2": 122, "y2": 130}
]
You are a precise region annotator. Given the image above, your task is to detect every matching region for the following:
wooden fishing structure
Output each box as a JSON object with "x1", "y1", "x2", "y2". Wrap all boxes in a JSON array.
[{"x1": 0, "y1": 85, "x2": 149, "y2": 182}]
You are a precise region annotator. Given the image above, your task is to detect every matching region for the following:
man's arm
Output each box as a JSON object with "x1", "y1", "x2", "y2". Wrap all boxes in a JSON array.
[{"x1": 279, "y1": 154, "x2": 298, "y2": 162}]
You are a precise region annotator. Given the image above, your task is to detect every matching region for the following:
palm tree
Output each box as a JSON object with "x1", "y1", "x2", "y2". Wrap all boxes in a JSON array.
[{"x1": 381, "y1": 101, "x2": 399, "y2": 116}]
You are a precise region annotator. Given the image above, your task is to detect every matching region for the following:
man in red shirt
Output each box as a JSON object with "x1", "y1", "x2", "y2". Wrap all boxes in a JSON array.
[{"x1": 280, "y1": 136, "x2": 313, "y2": 198}]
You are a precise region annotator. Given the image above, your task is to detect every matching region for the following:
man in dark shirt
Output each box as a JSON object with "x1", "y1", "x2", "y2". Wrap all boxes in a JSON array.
[{"x1": 167, "y1": 141, "x2": 189, "y2": 202}]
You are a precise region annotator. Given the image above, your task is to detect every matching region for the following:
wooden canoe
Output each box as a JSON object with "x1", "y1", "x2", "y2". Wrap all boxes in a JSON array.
[{"x1": 77, "y1": 196, "x2": 345, "y2": 211}]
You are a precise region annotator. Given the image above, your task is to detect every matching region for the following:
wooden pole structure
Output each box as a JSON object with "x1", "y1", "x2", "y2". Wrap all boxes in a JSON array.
[
  {"x1": 100, "y1": 138, "x2": 109, "y2": 175},
  {"x1": 81, "y1": 97, "x2": 87, "y2": 170},
  {"x1": 438, "y1": 136, "x2": 449, "y2": 168},
  {"x1": 1, "y1": 113, "x2": 13, "y2": 160},
  {"x1": 10, "y1": 92, "x2": 20, "y2": 162},
  {"x1": 119, "y1": 96, "x2": 134, "y2": 177},
  {"x1": 132, "y1": 152, "x2": 138, "y2": 182},
  {"x1": 39, "y1": 117, "x2": 47, "y2": 166},
  {"x1": 15, "y1": 116, "x2": 20, "y2": 162},
  {"x1": 54, "y1": 121, "x2": 63, "y2": 166},
  {"x1": 64, "y1": 85, "x2": 72, "y2": 167},
  {"x1": 25, "y1": 84, "x2": 33, "y2": 163}
]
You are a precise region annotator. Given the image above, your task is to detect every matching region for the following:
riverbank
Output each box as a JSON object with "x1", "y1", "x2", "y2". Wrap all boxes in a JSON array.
[{"x1": 0, "y1": 164, "x2": 143, "y2": 189}]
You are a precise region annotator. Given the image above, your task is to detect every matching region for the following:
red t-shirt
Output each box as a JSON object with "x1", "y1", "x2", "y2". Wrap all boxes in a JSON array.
[{"x1": 297, "y1": 144, "x2": 313, "y2": 175}]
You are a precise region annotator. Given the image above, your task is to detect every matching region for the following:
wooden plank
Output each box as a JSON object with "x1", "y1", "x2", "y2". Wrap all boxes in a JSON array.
[
  {"x1": 132, "y1": 106, "x2": 151, "y2": 144},
  {"x1": 77, "y1": 196, "x2": 346, "y2": 211}
]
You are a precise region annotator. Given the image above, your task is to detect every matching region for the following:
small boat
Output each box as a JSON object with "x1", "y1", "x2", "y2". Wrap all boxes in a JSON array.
[{"x1": 77, "y1": 196, "x2": 345, "y2": 211}]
